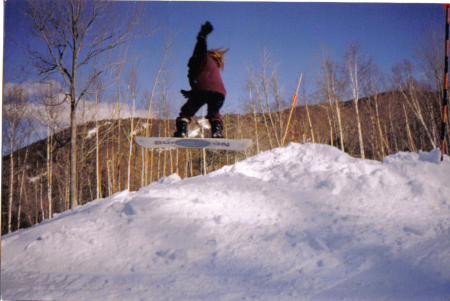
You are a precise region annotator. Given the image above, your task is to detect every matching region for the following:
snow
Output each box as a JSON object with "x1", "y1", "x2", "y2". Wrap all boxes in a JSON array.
[
  {"x1": 86, "y1": 127, "x2": 98, "y2": 139},
  {"x1": 2, "y1": 143, "x2": 450, "y2": 300},
  {"x1": 28, "y1": 172, "x2": 47, "y2": 183},
  {"x1": 188, "y1": 118, "x2": 211, "y2": 138}
]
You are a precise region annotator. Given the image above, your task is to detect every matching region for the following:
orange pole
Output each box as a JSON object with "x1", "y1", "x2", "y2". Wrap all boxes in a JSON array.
[{"x1": 282, "y1": 74, "x2": 303, "y2": 146}]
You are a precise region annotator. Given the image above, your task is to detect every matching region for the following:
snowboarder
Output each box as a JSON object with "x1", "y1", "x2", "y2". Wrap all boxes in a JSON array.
[{"x1": 174, "y1": 21, "x2": 228, "y2": 138}]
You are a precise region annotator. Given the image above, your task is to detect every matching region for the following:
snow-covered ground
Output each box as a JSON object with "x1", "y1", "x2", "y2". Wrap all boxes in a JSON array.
[{"x1": 2, "y1": 143, "x2": 450, "y2": 300}]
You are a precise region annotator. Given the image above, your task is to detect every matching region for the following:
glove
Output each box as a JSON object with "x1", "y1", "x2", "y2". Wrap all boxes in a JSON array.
[
  {"x1": 180, "y1": 90, "x2": 192, "y2": 99},
  {"x1": 199, "y1": 21, "x2": 213, "y2": 37}
]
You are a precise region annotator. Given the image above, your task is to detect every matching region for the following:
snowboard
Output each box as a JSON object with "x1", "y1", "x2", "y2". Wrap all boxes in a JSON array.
[{"x1": 134, "y1": 136, "x2": 252, "y2": 151}]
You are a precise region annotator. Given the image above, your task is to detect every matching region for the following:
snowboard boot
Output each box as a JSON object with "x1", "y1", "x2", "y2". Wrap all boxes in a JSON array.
[
  {"x1": 210, "y1": 119, "x2": 224, "y2": 138},
  {"x1": 174, "y1": 117, "x2": 189, "y2": 138}
]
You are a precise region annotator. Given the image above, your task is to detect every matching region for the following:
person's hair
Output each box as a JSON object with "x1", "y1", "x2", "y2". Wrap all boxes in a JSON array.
[{"x1": 207, "y1": 47, "x2": 229, "y2": 70}]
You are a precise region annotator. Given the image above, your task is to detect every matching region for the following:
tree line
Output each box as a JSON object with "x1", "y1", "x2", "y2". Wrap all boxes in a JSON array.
[
  {"x1": 2, "y1": 86, "x2": 445, "y2": 235},
  {"x1": 2, "y1": 0, "x2": 448, "y2": 234}
]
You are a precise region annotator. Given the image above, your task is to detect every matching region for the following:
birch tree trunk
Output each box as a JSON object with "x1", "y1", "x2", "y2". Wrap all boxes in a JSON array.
[
  {"x1": 96, "y1": 120, "x2": 101, "y2": 199},
  {"x1": 403, "y1": 104, "x2": 416, "y2": 152},
  {"x1": 9, "y1": 134, "x2": 15, "y2": 233},
  {"x1": 346, "y1": 42, "x2": 365, "y2": 158},
  {"x1": 47, "y1": 126, "x2": 53, "y2": 218},
  {"x1": 305, "y1": 100, "x2": 315, "y2": 144},
  {"x1": 248, "y1": 88, "x2": 260, "y2": 154},
  {"x1": 319, "y1": 45, "x2": 344, "y2": 150},
  {"x1": 18, "y1": 148, "x2": 29, "y2": 229},
  {"x1": 127, "y1": 69, "x2": 139, "y2": 191},
  {"x1": 3, "y1": 83, "x2": 31, "y2": 233}
]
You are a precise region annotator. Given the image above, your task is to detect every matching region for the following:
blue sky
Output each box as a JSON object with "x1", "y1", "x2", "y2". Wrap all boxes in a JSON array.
[{"x1": 3, "y1": 1, "x2": 445, "y2": 115}]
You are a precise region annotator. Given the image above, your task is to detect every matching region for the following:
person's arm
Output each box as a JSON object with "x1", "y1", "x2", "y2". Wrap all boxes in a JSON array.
[{"x1": 187, "y1": 22, "x2": 213, "y2": 85}]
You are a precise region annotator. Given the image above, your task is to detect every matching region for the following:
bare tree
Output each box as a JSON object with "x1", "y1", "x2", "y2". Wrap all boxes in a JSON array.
[
  {"x1": 345, "y1": 42, "x2": 365, "y2": 158},
  {"x1": 317, "y1": 45, "x2": 344, "y2": 150},
  {"x1": 246, "y1": 86, "x2": 261, "y2": 154},
  {"x1": 153, "y1": 68, "x2": 177, "y2": 178},
  {"x1": 36, "y1": 81, "x2": 66, "y2": 218},
  {"x1": 362, "y1": 58, "x2": 391, "y2": 160},
  {"x1": 260, "y1": 48, "x2": 282, "y2": 147},
  {"x1": 392, "y1": 59, "x2": 437, "y2": 149},
  {"x1": 246, "y1": 47, "x2": 285, "y2": 149},
  {"x1": 3, "y1": 84, "x2": 32, "y2": 232},
  {"x1": 25, "y1": 0, "x2": 157, "y2": 208},
  {"x1": 141, "y1": 29, "x2": 178, "y2": 185},
  {"x1": 416, "y1": 26, "x2": 444, "y2": 100},
  {"x1": 416, "y1": 26, "x2": 448, "y2": 154},
  {"x1": 109, "y1": 46, "x2": 131, "y2": 194},
  {"x1": 91, "y1": 76, "x2": 106, "y2": 200},
  {"x1": 126, "y1": 68, "x2": 140, "y2": 191}
]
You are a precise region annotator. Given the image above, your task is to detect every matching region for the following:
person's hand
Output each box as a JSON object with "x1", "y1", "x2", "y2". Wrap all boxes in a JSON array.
[{"x1": 199, "y1": 21, "x2": 213, "y2": 37}]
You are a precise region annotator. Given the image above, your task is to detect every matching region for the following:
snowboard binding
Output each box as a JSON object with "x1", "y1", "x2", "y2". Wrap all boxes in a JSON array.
[
  {"x1": 210, "y1": 120, "x2": 224, "y2": 139},
  {"x1": 174, "y1": 117, "x2": 189, "y2": 138}
]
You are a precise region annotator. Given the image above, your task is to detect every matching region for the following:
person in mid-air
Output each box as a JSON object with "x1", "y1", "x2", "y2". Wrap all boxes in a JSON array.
[{"x1": 174, "y1": 21, "x2": 228, "y2": 138}]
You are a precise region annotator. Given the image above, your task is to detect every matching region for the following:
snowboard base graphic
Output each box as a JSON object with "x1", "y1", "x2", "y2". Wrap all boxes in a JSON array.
[{"x1": 134, "y1": 136, "x2": 252, "y2": 151}]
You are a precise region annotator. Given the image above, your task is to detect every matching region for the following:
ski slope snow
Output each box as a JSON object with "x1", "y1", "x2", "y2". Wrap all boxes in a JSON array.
[{"x1": 2, "y1": 143, "x2": 450, "y2": 300}]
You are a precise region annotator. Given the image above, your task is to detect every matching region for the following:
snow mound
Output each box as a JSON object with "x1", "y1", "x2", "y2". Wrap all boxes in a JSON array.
[{"x1": 2, "y1": 143, "x2": 450, "y2": 300}]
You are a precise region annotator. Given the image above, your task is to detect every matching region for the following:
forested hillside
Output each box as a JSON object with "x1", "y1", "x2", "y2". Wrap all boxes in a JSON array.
[{"x1": 2, "y1": 87, "x2": 445, "y2": 235}]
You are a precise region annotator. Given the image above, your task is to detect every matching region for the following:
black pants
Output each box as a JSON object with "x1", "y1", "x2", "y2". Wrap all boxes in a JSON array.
[{"x1": 179, "y1": 91, "x2": 225, "y2": 123}]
